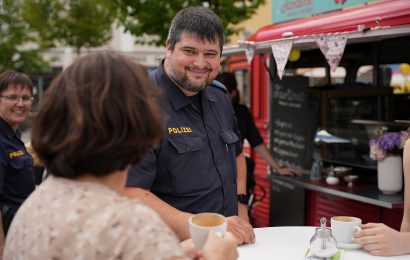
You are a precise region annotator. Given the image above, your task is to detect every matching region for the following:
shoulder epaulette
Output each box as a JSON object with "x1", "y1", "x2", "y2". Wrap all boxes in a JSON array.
[{"x1": 210, "y1": 80, "x2": 227, "y2": 93}]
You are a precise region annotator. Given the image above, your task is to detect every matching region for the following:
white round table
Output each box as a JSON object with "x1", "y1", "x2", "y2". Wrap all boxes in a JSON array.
[{"x1": 238, "y1": 227, "x2": 409, "y2": 260}]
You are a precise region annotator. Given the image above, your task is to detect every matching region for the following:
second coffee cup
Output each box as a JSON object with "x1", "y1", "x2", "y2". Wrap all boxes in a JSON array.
[
  {"x1": 189, "y1": 212, "x2": 227, "y2": 249},
  {"x1": 331, "y1": 216, "x2": 362, "y2": 245}
]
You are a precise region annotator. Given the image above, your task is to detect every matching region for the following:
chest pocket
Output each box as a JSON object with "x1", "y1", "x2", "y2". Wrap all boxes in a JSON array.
[
  {"x1": 219, "y1": 129, "x2": 239, "y2": 182},
  {"x1": 166, "y1": 135, "x2": 208, "y2": 193},
  {"x1": 9, "y1": 156, "x2": 33, "y2": 173},
  {"x1": 7, "y1": 154, "x2": 35, "y2": 195}
]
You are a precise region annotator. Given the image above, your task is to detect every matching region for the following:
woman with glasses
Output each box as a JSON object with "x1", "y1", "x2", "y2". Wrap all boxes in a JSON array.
[{"x1": 0, "y1": 71, "x2": 35, "y2": 251}]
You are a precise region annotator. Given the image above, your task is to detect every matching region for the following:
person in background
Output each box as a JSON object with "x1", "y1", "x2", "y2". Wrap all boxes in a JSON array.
[
  {"x1": 3, "y1": 51, "x2": 238, "y2": 260},
  {"x1": 354, "y1": 138, "x2": 410, "y2": 256},
  {"x1": 216, "y1": 72, "x2": 299, "y2": 186},
  {"x1": 0, "y1": 71, "x2": 35, "y2": 253},
  {"x1": 125, "y1": 6, "x2": 254, "y2": 245}
]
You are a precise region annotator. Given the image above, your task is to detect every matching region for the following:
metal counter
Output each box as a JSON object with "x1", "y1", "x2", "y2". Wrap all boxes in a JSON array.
[{"x1": 268, "y1": 174, "x2": 404, "y2": 209}]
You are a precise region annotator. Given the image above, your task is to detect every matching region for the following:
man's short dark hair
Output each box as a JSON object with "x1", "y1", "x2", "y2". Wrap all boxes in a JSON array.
[
  {"x1": 167, "y1": 6, "x2": 225, "y2": 53},
  {"x1": 31, "y1": 51, "x2": 163, "y2": 178}
]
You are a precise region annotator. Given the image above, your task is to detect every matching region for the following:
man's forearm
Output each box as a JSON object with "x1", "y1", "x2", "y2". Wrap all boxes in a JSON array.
[
  {"x1": 236, "y1": 151, "x2": 248, "y2": 221},
  {"x1": 123, "y1": 187, "x2": 192, "y2": 240},
  {"x1": 236, "y1": 151, "x2": 247, "y2": 195}
]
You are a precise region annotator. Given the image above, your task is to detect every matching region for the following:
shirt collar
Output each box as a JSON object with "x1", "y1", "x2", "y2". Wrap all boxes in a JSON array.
[{"x1": 0, "y1": 117, "x2": 20, "y2": 139}]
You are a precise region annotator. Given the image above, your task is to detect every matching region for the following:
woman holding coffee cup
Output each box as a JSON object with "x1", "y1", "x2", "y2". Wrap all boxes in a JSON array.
[
  {"x1": 354, "y1": 138, "x2": 410, "y2": 256},
  {"x1": 3, "y1": 51, "x2": 238, "y2": 260}
]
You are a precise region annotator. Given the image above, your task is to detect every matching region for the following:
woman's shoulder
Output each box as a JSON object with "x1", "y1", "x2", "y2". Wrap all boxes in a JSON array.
[{"x1": 6, "y1": 178, "x2": 184, "y2": 259}]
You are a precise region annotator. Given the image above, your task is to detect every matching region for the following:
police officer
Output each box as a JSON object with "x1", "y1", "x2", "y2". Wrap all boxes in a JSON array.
[
  {"x1": 0, "y1": 71, "x2": 35, "y2": 242},
  {"x1": 125, "y1": 7, "x2": 255, "y2": 245}
]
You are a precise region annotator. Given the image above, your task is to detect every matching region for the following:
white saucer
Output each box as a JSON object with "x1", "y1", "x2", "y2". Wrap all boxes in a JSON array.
[{"x1": 337, "y1": 242, "x2": 362, "y2": 250}]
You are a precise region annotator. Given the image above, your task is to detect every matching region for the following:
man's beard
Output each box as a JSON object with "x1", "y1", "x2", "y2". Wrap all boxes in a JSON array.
[{"x1": 168, "y1": 62, "x2": 212, "y2": 93}]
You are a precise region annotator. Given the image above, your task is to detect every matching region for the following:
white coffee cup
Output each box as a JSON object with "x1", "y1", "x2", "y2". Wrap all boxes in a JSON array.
[
  {"x1": 189, "y1": 212, "x2": 227, "y2": 249},
  {"x1": 331, "y1": 216, "x2": 362, "y2": 244}
]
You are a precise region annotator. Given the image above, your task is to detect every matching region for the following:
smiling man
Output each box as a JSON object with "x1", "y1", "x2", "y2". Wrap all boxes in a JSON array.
[{"x1": 124, "y1": 6, "x2": 255, "y2": 245}]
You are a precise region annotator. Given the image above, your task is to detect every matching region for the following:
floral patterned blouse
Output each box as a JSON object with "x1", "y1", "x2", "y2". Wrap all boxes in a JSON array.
[{"x1": 3, "y1": 176, "x2": 186, "y2": 260}]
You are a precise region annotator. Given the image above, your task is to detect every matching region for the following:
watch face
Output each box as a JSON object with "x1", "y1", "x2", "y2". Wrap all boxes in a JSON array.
[{"x1": 238, "y1": 194, "x2": 249, "y2": 204}]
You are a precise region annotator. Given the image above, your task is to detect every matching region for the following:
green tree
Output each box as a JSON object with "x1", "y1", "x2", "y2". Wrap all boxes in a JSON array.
[
  {"x1": 0, "y1": 0, "x2": 48, "y2": 72},
  {"x1": 115, "y1": 0, "x2": 265, "y2": 46},
  {"x1": 22, "y1": 0, "x2": 118, "y2": 55}
]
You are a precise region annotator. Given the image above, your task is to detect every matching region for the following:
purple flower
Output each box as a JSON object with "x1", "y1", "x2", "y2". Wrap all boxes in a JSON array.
[
  {"x1": 369, "y1": 131, "x2": 409, "y2": 161},
  {"x1": 378, "y1": 132, "x2": 401, "y2": 151}
]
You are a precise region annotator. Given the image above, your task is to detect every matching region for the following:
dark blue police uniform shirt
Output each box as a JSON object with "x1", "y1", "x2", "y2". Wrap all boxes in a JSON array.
[
  {"x1": 0, "y1": 117, "x2": 35, "y2": 211},
  {"x1": 127, "y1": 62, "x2": 242, "y2": 216}
]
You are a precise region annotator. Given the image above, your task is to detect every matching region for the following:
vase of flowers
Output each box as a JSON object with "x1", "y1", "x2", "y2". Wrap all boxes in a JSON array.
[{"x1": 369, "y1": 130, "x2": 409, "y2": 194}]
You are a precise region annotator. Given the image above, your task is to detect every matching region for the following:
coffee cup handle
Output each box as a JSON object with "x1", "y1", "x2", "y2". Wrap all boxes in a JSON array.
[{"x1": 351, "y1": 225, "x2": 362, "y2": 241}]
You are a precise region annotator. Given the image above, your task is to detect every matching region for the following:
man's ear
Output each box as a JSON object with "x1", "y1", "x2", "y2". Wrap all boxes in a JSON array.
[
  {"x1": 165, "y1": 40, "x2": 172, "y2": 52},
  {"x1": 165, "y1": 40, "x2": 173, "y2": 59}
]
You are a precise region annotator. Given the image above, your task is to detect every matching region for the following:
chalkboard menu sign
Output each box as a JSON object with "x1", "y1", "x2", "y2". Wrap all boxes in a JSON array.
[{"x1": 270, "y1": 76, "x2": 318, "y2": 170}]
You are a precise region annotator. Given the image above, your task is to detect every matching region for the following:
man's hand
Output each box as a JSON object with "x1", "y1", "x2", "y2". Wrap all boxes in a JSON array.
[
  {"x1": 226, "y1": 215, "x2": 255, "y2": 245},
  {"x1": 277, "y1": 167, "x2": 300, "y2": 176}
]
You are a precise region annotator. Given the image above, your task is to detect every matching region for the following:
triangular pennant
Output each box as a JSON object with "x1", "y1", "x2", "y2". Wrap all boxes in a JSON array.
[
  {"x1": 245, "y1": 45, "x2": 255, "y2": 65},
  {"x1": 315, "y1": 34, "x2": 347, "y2": 72},
  {"x1": 271, "y1": 39, "x2": 293, "y2": 80}
]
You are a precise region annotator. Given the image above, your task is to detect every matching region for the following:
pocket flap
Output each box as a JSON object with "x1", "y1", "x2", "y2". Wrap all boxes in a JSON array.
[
  {"x1": 168, "y1": 136, "x2": 205, "y2": 154},
  {"x1": 219, "y1": 130, "x2": 239, "y2": 144}
]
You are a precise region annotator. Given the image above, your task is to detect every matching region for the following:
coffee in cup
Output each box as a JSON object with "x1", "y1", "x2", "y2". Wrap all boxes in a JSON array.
[
  {"x1": 332, "y1": 216, "x2": 354, "y2": 222},
  {"x1": 330, "y1": 216, "x2": 361, "y2": 245},
  {"x1": 189, "y1": 212, "x2": 227, "y2": 249}
]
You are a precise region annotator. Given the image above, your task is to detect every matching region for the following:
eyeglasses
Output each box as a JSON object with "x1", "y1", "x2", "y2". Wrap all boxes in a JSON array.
[{"x1": 0, "y1": 94, "x2": 34, "y2": 103}]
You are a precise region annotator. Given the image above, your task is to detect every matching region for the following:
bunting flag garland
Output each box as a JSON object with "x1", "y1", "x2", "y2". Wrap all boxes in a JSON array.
[
  {"x1": 271, "y1": 39, "x2": 293, "y2": 80},
  {"x1": 245, "y1": 45, "x2": 255, "y2": 65},
  {"x1": 238, "y1": 41, "x2": 256, "y2": 65},
  {"x1": 315, "y1": 34, "x2": 348, "y2": 72}
]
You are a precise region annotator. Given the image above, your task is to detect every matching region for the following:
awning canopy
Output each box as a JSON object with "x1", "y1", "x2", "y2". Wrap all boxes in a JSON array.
[{"x1": 222, "y1": 24, "x2": 410, "y2": 57}]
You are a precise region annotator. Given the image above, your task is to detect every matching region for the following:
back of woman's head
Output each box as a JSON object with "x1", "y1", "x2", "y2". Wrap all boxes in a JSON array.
[{"x1": 31, "y1": 51, "x2": 163, "y2": 178}]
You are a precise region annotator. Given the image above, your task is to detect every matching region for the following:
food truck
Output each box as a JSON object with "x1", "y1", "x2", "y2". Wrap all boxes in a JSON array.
[{"x1": 222, "y1": 0, "x2": 410, "y2": 228}]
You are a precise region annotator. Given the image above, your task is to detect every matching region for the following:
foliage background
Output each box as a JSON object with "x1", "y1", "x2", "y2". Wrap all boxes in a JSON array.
[{"x1": 1, "y1": 0, "x2": 265, "y2": 71}]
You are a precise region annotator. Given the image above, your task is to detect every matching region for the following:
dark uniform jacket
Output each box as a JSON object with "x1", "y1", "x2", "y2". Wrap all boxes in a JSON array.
[
  {"x1": 127, "y1": 62, "x2": 242, "y2": 216},
  {"x1": 0, "y1": 117, "x2": 35, "y2": 212},
  {"x1": 0, "y1": 117, "x2": 35, "y2": 235}
]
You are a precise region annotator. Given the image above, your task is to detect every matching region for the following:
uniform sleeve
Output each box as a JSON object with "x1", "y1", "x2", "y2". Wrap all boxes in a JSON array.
[
  {"x1": 126, "y1": 149, "x2": 157, "y2": 189},
  {"x1": 231, "y1": 105, "x2": 243, "y2": 157},
  {"x1": 0, "y1": 143, "x2": 7, "y2": 193},
  {"x1": 241, "y1": 105, "x2": 264, "y2": 148}
]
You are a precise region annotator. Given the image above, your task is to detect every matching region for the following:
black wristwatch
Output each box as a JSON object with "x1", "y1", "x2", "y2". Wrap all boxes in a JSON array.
[{"x1": 237, "y1": 194, "x2": 250, "y2": 205}]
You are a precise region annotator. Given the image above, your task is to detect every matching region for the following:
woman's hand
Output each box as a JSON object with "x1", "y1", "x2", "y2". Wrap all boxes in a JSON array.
[
  {"x1": 354, "y1": 223, "x2": 410, "y2": 256},
  {"x1": 180, "y1": 239, "x2": 201, "y2": 259},
  {"x1": 202, "y1": 230, "x2": 238, "y2": 260}
]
